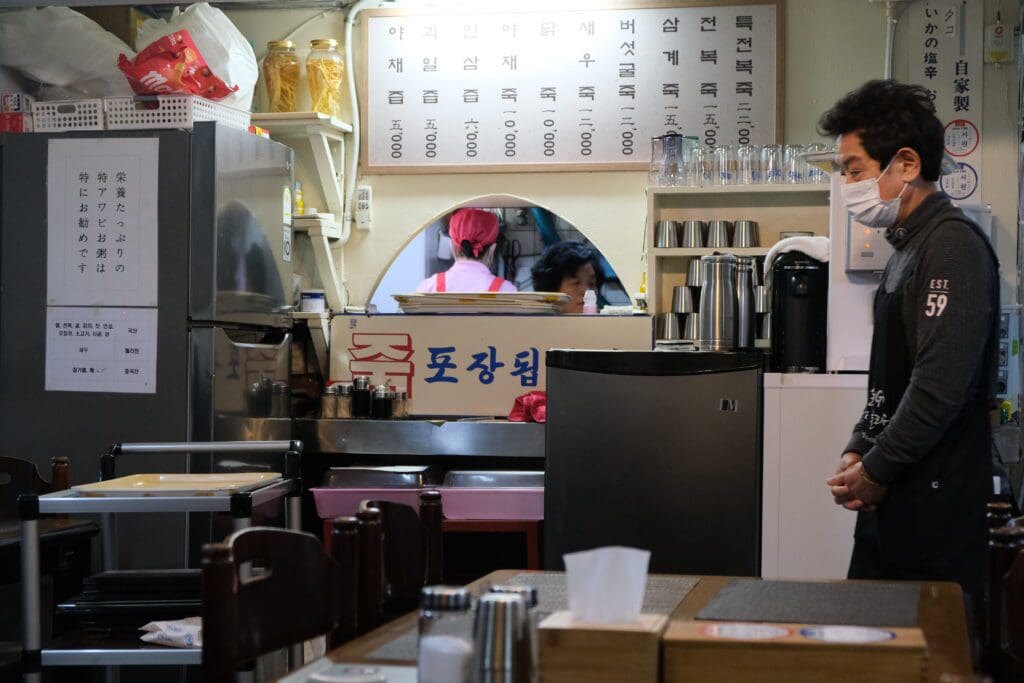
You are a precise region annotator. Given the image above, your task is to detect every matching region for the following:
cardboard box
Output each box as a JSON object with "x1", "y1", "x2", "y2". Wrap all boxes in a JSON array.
[
  {"x1": 330, "y1": 313, "x2": 652, "y2": 416},
  {"x1": 1, "y1": 92, "x2": 34, "y2": 113},
  {"x1": 0, "y1": 113, "x2": 33, "y2": 133},
  {"x1": 538, "y1": 611, "x2": 668, "y2": 683},
  {"x1": 662, "y1": 621, "x2": 928, "y2": 683}
]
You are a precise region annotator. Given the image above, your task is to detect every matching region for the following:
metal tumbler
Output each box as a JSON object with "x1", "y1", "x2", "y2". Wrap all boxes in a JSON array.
[
  {"x1": 680, "y1": 220, "x2": 706, "y2": 248},
  {"x1": 707, "y1": 220, "x2": 732, "y2": 249},
  {"x1": 474, "y1": 593, "x2": 531, "y2": 683},
  {"x1": 672, "y1": 286, "x2": 696, "y2": 314},
  {"x1": 733, "y1": 220, "x2": 760, "y2": 248},
  {"x1": 655, "y1": 220, "x2": 680, "y2": 248},
  {"x1": 656, "y1": 312, "x2": 682, "y2": 340}
]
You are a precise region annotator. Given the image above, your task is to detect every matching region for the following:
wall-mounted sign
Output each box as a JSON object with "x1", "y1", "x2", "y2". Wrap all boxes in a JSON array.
[{"x1": 361, "y1": 2, "x2": 782, "y2": 173}]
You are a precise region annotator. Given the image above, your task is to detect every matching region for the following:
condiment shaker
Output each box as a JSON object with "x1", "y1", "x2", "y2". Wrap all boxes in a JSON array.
[
  {"x1": 473, "y1": 592, "x2": 531, "y2": 683},
  {"x1": 352, "y1": 376, "x2": 372, "y2": 418},
  {"x1": 321, "y1": 384, "x2": 340, "y2": 419},
  {"x1": 419, "y1": 585, "x2": 474, "y2": 683},
  {"x1": 372, "y1": 384, "x2": 393, "y2": 420},
  {"x1": 489, "y1": 585, "x2": 539, "y2": 680},
  {"x1": 393, "y1": 389, "x2": 408, "y2": 419},
  {"x1": 336, "y1": 382, "x2": 354, "y2": 419},
  {"x1": 270, "y1": 380, "x2": 290, "y2": 418}
]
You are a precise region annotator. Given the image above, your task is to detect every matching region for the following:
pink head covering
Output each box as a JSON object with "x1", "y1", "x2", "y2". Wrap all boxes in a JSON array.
[{"x1": 449, "y1": 208, "x2": 499, "y2": 258}]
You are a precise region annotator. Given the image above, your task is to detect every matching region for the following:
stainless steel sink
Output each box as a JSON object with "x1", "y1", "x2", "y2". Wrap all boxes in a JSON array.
[
  {"x1": 322, "y1": 466, "x2": 440, "y2": 488},
  {"x1": 442, "y1": 470, "x2": 544, "y2": 488}
]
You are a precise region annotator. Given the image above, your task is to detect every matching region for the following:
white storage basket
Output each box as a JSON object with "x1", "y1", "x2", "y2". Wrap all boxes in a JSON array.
[
  {"x1": 32, "y1": 99, "x2": 104, "y2": 132},
  {"x1": 103, "y1": 95, "x2": 251, "y2": 131}
]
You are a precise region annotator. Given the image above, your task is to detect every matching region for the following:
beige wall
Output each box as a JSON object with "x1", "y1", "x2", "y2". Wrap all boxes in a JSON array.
[{"x1": 228, "y1": 0, "x2": 1020, "y2": 306}]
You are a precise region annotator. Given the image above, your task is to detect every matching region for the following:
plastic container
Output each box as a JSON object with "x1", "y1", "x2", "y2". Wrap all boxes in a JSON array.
[
  {"x1": 300, "y1": 289, "x2": 326, "y2": 313},
  {"x1": 582, "y1": 290, "x2": 598, "y2": 314},
  {"x1": 439, "y1": 487, "x2": 544, "y2": 521},
  {"x1": 103, "y1": 95, "x2": 250, "y2": 131},
  {"x1": 32, "y1": 99, "x2": 104, "y2": 132},
  {"x1": 307, "y1": 38, "x2": 344, "y2": 119},
  {"x1": 311, "y1": 487, "x2": 425, "y2": 518},
  {"x1": 263, "y1": 40, "x2": 300, "y2": 113}
]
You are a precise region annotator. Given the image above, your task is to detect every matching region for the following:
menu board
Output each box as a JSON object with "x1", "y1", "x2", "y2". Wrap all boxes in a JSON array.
[{"x1": 361, "y1": 2, "x2": 781, "y2": 173}]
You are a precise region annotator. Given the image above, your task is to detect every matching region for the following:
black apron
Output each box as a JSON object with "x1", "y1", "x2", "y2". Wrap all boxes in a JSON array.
[{"x1": 849, "y1": 224, "x2": 992, "y2": 613}]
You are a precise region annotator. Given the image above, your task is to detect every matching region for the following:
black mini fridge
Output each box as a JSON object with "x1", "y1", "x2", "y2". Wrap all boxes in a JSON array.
[{"x1": 544, "y1": 350, "x2": 764, "y2": 576}]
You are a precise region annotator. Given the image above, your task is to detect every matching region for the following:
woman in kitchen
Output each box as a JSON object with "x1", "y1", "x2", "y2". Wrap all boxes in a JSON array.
[
  {"x1": 530, "y1": 241, "x2": 604, "y2": 313},
  {"x1": 417, "y1": 208, "x2": 518, "y2": 293}
]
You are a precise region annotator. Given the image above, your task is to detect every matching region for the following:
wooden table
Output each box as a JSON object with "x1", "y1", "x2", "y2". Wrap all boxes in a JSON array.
[{"x1": 316, "y1": 571, "x2": 974, "y2": 682}]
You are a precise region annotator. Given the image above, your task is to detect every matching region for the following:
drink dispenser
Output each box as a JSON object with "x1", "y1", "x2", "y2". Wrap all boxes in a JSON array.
[{"x1": 770, "y1": 252, "x2": 828, "y2": 372}]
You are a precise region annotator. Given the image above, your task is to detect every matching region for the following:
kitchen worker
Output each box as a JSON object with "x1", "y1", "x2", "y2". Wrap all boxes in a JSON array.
[
  {"x1": 822, "y1": 80, "x2": 999, "y2": 621},
  {"x1": 417, "y1": 208, "x2": 517, "y2": 293},
  {"x1": 530, "y1": 241, "x2": 604, "y2": 313}
]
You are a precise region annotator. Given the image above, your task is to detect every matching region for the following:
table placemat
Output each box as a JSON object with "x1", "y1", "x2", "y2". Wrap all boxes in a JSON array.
[
  {"x1": 696, "y1": 579, "x2": 921, "y2": 627},
  {"x1": 368, "y1": 572, "x2": 700, "y2": 661}
]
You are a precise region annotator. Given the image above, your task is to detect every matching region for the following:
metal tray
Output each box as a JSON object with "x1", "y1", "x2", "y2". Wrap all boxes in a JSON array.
[
  {"x1": 442, "y1": 470, "x2": 544, "y2": 488},
  {"x1": 321, "y1": 466, "x2": 440, "y2": 488}
]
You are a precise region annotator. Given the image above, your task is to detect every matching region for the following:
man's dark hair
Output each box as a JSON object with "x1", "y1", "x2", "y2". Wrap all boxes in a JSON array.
[
  {"x1": 531, "y1": 241, "x2": 604, "y2": 293},
  {"x1": 818, "y1": 79, "x2": 944, "y2": 181}
]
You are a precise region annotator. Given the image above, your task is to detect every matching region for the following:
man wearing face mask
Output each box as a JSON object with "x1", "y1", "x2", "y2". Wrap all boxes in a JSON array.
[{"x1": 820, "y1": 80, "x2": 999, "y2": 617}]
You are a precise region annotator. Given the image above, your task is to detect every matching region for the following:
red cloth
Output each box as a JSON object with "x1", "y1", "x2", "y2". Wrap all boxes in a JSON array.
[
  {"x1": 449, "y1": 208, "x2": 499, "y2": 258},
  {"x1": 509, "y1": 391, "x2": 547, "y2": 423}
]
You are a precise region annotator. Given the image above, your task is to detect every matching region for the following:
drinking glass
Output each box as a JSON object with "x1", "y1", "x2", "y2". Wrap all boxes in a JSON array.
[
  {"x1": 648, "y1": 136, "x2": 666, "y2": 186},
  {"x1": 784, "y1": 144, "x2": 806, "y2": 184},
  {"x1": 712, "y1": 145, "x2": 736, "y2": 185},
  {"x1": 761, "y1": 144, "x2": 784, "y2": 184},
  {"x1": 661, "y1": 133, "x2": 685, "y2": 186},
  {"x1": 737, "y1": 144, "x2": 758, "y2": 185},
  {"x1": 804, "y1": 142, "x2": 829, "y2": 184}
]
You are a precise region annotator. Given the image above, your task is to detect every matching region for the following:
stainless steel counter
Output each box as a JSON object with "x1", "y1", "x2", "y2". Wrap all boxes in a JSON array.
[{"x1": 293, "y1": 418, "x2": 545, "y2": 458}]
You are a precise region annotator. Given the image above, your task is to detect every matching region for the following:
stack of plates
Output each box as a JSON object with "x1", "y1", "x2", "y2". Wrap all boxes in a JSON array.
[{"x1": 392, "y1": 292, "x2": 569, "y2": 315}]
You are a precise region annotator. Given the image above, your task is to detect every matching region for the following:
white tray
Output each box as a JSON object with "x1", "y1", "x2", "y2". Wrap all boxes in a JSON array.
[
  {"x1": 104, "y1": 95, "x2": 250, "y2": 131},
  {"x1": 72, "y1": 472, "x2": 281, "y2": 497}
]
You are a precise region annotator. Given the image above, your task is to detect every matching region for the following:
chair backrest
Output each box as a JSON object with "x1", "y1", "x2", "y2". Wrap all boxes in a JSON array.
[
  {"x1": 0, "y1": 456, "x2": 68, "y2": 521},
  {"x1": 1004, "y1": 550, "x2": 1024, "y2": 663},
  {"x1": 201, "y1": 525, "x2": 356, "y2": 681},
  {"x1": 1006, "y1": 517, "x2": 1024, "y2": 529},
  {"x1": 357, "y1": 490, "x2": 444, "y2": 630}
]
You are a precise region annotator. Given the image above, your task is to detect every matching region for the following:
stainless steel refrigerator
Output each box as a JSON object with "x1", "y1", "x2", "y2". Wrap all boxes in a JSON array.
[
  {"x1": 0, "y1": 123, "x2": 294, "y2": 568},
  {"x1": 544, "y1": 350, "x2": 764, "y2": 576}
]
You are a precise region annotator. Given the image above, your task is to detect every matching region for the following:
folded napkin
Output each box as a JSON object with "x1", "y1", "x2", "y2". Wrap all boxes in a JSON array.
[
  {"x1": 140, "y1": 617, "x2": 202, "y2": 648},
  {"x1": 763, "y1": 236, "x2": 830, "y2": 279},
  {"x1": 509, "y1": 391, "x2": 547, "y2": 423}
]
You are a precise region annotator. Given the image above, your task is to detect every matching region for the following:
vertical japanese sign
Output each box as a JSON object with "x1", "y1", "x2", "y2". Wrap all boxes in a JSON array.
[
  {"x1": 45, "y1": 138, "x2": 160, "y2": 394},
  {"x1": 46, "y1": 138, "x2": 159, "y2": 306},
  {"x1": 363, "y1": 3, "x2": 779, "y2": 171},
  {"x1": 911, "y1": 1, "x2": 983, "y2": 201}
]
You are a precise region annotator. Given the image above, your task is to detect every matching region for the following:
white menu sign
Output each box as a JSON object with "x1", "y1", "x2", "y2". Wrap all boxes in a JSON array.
[
  {"x1": 46, "y1": 138, "x2": 159, "y2": 306},
  {"x1": 909, "y1": 0, "x2": 983, "y2": 201},
  {"x1": 363, "y1": 3, "x2": 779, "y2": 172},
  {"x1": 45, "y1": 306, "x2": 158, "y2": 394}
]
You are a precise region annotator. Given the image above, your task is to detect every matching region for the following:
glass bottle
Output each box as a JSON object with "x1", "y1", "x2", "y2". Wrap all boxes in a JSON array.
[
  {"x1": 307, "y1": 38, "x2": 345, "y2": 119},
  {"x1": 263, "y1": 40, "x2": 300, "y2": 113}
]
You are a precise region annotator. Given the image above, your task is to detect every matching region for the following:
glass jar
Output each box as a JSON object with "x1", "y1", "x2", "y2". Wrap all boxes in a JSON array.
[
  {"x1": 307, "y1": 38, "x2": 345, "y2": 119},
  {"x1": 263, "y1": 40, "x2": 300, "y2": 113},
  {"x1": 418, "y1": 586, "x2": 473, "y2": 683}
]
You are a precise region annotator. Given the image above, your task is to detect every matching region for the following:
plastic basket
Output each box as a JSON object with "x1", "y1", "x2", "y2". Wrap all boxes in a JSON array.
[
  {"x1": 103, "y1": 95, "x2": 251, "y2": 131},
  {"x1": 32, "y1": 99, "x2": 104, "y2": 132}
]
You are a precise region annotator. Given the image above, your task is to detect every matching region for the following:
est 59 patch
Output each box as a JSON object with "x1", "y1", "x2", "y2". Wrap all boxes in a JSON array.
[{"x1": 925, "y1": 278, "x2": 949, "y2": 318}]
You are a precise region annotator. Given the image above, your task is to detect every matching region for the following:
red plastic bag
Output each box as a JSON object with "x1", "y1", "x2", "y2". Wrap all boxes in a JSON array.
[
  {"x1": 117, "y1": 30, "x2": 238, "y2": 100},
  {"x1": 509, "y1": 391, "x2": 547, "y2": 424}
]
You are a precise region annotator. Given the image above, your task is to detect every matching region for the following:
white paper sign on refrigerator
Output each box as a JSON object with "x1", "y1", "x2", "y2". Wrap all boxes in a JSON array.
[
  {"x1": 45, "y1": 306, "x2": 158, "y2": 394},
  {"x1": 46, "y1": 138, "x2": 159, "y2": 307}
]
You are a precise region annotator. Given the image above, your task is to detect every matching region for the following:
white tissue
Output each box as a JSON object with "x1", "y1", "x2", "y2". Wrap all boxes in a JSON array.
[
  {"x1": 563, "y1": 546, "x2": 650, "y2": 624},
  {"x1": 139, "y1": 617, "x2": 202, "y2": 648}
]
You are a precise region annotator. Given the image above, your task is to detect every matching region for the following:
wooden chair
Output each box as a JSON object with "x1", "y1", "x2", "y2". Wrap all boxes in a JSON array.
[
  {"x1": 355, "y1": 490, "x2": 443, "y2": 633},
  {"x1": 200, "y1": 520, "x2": 360, "y2": 682},
  {"x1": 0, "y1": 456, "x2": 69, "y2": 520}
]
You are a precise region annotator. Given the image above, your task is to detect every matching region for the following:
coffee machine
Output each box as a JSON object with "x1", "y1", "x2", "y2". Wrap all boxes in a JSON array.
[{"x1": 770, "y1": 252, "x2": 828, "y2": 372}]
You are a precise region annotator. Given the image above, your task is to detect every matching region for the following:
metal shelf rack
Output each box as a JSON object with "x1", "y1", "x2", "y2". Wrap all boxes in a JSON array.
[{"x1": 19, "y1": 440, "x2": 304, "y2": 680}]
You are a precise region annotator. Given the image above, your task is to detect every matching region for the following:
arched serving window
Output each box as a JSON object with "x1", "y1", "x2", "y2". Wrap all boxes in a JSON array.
[{"x1": 369, "y1": 195, "x2": 630, "y2": 313}]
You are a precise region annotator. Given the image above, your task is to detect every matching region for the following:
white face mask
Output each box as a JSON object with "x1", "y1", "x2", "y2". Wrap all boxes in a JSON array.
[{"x1": 840, "y1": 159, "x2": 908, "y2": 228}]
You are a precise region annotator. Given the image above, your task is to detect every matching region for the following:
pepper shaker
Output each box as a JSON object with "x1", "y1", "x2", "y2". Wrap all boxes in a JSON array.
[
  {"x1": 372, "y1": 384, "x2": 393, "y2": 420},
  {"x1": 352, "y1": 376, "x2": 372, "y2": 418}
]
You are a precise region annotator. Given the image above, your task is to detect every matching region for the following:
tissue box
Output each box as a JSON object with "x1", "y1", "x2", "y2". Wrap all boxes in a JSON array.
[
  {"x1": 662, "y1": 621, "x2": 927, "y2": 683},
  {"x1": 538, "y1": 611, "x2": 668, "y2": 683}
]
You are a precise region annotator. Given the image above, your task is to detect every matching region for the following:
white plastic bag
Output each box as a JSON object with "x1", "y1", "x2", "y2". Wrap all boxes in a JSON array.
[
  {"x1": 0, "y1": 7, "x2": 135, "y2": 98},
  {"x1": 137, "y1": 3, "x2": 258, "y2": 111}
]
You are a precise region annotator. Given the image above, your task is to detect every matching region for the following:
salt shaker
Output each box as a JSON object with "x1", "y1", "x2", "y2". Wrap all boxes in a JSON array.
[
  {"x1": 419, "y1": 585, "x2": 474, "y2": 683},
  {"x1": 393, "y1": 388, "x2": 408, "y2": 419},
  {"x1": 372, "y1": 384, "x2": 393, "y2": 420},
  {"x1": 336, "y1": 381, "x2": 354, "y2": 419},
  {"x1": 321, "y1": 384, "x2": 339, "y2": 419},
  {"x1": 352, "y1": 376, "x2": 372, "y2": 418}
]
